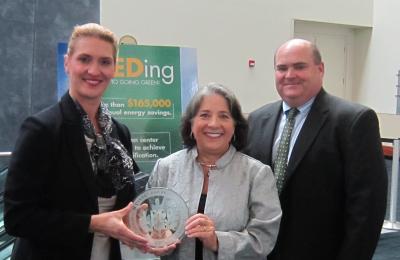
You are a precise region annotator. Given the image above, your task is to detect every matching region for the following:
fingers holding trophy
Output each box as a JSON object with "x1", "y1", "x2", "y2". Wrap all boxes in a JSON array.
[{"x1": 128, "y1": 187, "x2": 189, "y2": 251}]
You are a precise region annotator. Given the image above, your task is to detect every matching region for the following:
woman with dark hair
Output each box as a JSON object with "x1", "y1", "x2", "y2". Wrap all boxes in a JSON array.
[{"x1": 147, "y1": 83, "x2": 282, "y2": 259}]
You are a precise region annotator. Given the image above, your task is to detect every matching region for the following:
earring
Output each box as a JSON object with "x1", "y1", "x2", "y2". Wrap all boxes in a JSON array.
[
  {"x1": 232, "y1": 134, "x2": 236, "y2": 142},
  {"x1": 190, "y1": 131, "x2": 194, "y2": 140}
]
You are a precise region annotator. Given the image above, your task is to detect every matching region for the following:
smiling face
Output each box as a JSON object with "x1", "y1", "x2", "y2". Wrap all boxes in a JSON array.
[
  {"x1": 274, "y1": 39, "x2": 324, "y2": 107},
  {"x1": 191, "y1": 94, "x2": 235, "y2": 159},
  {"x1": 64, "y1": 36, "x2": 115, "y2": 105}
]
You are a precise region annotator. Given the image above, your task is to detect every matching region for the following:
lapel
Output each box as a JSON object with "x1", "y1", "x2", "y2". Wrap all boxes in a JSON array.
[
  {"x1": 60, "y1": 93, "x2": 98, "y2": 210},
  {"x1": 285, "y1": 89, "x2": 329, "y2": 181},
  {"x1": 259, "y1": 101, "x2": 282, "y2": 165}
]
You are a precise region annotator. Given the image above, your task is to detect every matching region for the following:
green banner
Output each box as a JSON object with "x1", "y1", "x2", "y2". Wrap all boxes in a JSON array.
[{"x1": 103, "y1": 45, "x2": 184, "y2": 173}]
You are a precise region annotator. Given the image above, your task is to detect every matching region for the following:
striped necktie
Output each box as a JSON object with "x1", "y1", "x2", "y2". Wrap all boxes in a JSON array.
[{"x1": 274, "y1": 107, "x2": 299, "y2": 194}]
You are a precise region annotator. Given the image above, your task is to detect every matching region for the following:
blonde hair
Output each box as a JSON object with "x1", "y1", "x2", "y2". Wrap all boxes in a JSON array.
[{"x1": 67, "y1": 23, "x2": 118, "y2": 61}]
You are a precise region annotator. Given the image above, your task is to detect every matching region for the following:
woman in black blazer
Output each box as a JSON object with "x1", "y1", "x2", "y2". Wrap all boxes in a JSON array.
[{"x1": 4, "y1": 23, "x2": 149, "y2": 260}]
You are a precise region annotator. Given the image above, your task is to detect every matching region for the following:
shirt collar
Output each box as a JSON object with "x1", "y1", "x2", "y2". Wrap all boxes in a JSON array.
[{"x1": 282, "y1": 96, "x2": 315, "y2": 115}]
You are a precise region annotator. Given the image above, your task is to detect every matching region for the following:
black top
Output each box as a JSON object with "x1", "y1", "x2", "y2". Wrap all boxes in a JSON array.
[
  {"x1": 4, "y1": 93, "x2": 137, "y2": 260},
  {"x1": 195, "y1": 194, "x2": 207, "y2": 260}
]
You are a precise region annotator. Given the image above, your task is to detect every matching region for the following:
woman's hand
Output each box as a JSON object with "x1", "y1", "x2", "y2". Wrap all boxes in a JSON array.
[
  {"x1": 90, "y1": 202, "x2": 149, "y2": 250},
  {"x1": 185, "y1": 213, "x2": 218, "y2": 252},
  {"x1": 125, "y1": 203, "x2": 149, "y2": 236},
  {"x1": 146, "y1": 240, "x2": 180, "y2": 256}
]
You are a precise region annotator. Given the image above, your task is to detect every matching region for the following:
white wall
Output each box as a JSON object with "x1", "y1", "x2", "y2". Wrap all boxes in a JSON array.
[
  {"x1": 355, "y1": 0, "x2": 400, "y2": 113},
  {"x1": 101, "y1": 0, "x2": 373, "y2": 113}
]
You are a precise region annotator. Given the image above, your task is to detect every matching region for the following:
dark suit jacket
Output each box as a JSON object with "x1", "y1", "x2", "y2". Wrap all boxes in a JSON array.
[
  {"x1": 4, "y1": 93, "x2": 138, "y2": 260},
  {"x1": 244, "y1": 89, "x2": 387, "y2": 260}
]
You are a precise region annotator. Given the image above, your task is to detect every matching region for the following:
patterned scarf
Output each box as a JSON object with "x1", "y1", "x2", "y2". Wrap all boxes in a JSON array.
[{"x1": 75, "y1": 101, "x2": 134, "y2": 195}]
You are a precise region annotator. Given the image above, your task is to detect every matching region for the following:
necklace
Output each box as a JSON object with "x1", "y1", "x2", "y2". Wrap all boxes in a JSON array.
[
  {"x1": 198, "y1": 161, "x2": 217, "y2": 177},
  {"x1": 198, "y1": 161, "x2": 217, "y2": 169}
]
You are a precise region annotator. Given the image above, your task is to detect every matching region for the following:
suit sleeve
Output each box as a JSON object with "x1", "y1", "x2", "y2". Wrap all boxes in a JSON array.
[
  {"x1": 243, "y1": 112, "x2": 258, "y2": 156},
  {"x1": 243, "y1": 113, "x2": 262, "y2": 160},
  {"x1": 146, "y1": 158, "x2": 166, "y2": 189},
  {"x1": 338, "y1": 108, "x2": 387, "y2": 260},
  {"x1": 4, "y1": 116, "x2": 92, "y2": 246}
]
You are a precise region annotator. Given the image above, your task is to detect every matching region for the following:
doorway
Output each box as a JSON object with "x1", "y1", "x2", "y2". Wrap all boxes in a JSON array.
[{"x1": 294, "y1": 20, "x2": 354, "y2": 100}]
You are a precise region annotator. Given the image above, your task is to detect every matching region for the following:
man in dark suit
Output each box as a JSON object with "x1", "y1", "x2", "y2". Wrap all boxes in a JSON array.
[{"x1": 244, "y1": 39, "x2": 387, "y2": 260}]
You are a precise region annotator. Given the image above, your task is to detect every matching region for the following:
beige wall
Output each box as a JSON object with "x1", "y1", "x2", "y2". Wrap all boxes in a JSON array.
[
  {"x1": 378, "y1": 113, "x2": 400, "y2": 139},
  {"x1": 355, "y1": 0, "x2": 400, "y2": 113},
  {"x1": 101, "y1": 0, "x2": 374, "y2": 113}
]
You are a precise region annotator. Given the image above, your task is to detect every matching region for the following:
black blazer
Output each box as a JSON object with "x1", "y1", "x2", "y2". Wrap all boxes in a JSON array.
[
  {"x1": 245, "y1": 89, "x2": 387, "y2": 260},
  {"x1": 4, "y1": 93, "x2": 138, "y2": 260}
]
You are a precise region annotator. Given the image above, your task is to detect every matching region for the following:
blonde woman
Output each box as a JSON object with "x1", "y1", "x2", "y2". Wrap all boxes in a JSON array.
[{"x1": 4, "y1": 23, "x2": 148, "y2": 260}]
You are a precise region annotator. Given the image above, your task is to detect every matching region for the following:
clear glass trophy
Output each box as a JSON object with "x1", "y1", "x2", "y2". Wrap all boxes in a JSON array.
[{"x1": 128, "y1": 187, "x2": 189, "y2": 248}]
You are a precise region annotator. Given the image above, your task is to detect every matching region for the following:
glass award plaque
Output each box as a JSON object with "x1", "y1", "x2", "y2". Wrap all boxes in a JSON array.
[{"x1": 129, "y1": 187, "x2": 189, "y2": 248}]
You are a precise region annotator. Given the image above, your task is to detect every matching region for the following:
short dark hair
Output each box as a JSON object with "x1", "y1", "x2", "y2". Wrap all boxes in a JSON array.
[
  {"x1": 181, "y1": 82, "x2": 248, "y2": 150},
  {"x1": 274, "y1": 38, "x2": 323, "y2": 66},
  {"x1": 310, "y1": 43, "x2": 322, "y2": 65}
]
